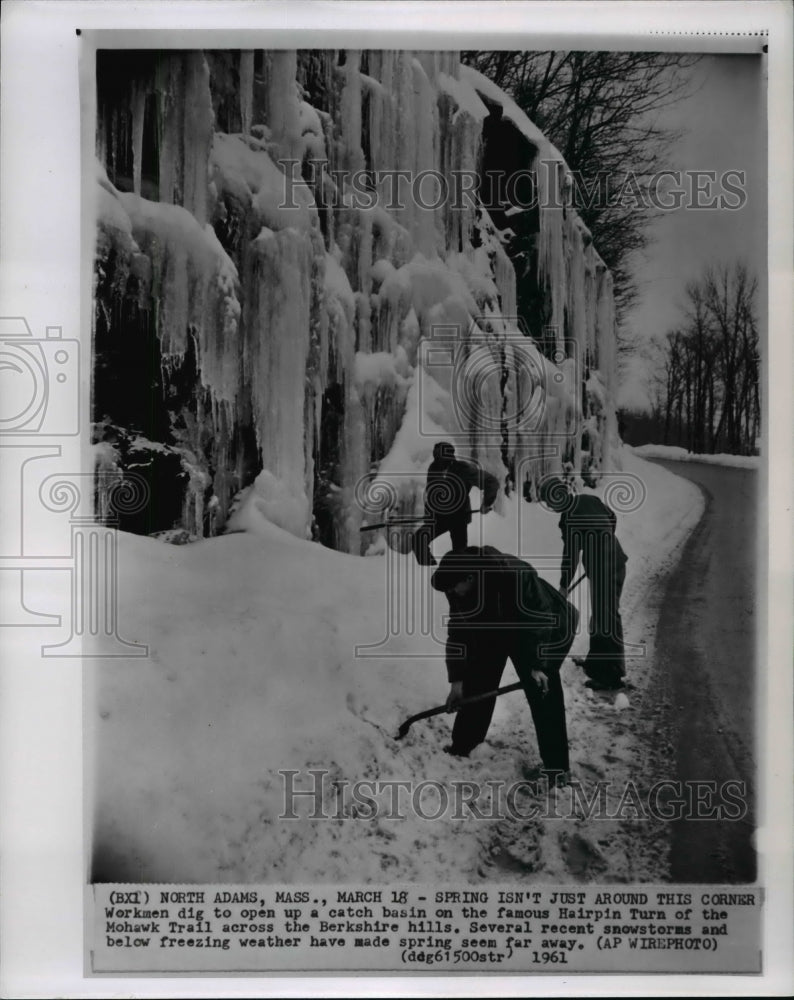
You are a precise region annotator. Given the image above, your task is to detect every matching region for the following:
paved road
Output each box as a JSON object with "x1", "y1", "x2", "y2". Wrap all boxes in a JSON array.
[{"x1": 650, "y1": 459, "x2": 758, "y2": 883}]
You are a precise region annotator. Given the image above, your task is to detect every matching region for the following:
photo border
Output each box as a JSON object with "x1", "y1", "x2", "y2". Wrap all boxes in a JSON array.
[{"x1": 1, "y1": 1, "x2": 791, "y2": 996}]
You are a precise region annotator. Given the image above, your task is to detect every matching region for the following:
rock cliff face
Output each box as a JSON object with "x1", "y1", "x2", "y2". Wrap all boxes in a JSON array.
[{"x1": 93, "y1": 49, "x2": 619, "y2": 550}]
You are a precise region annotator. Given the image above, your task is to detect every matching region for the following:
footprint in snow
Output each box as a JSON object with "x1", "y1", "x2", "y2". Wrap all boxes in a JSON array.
[
  {"x1": 488, "y1": 833, "x2": 542, "y2": 875},
  {"x1": 558, "y1": 830, "x2": 608, "y2": 879}
]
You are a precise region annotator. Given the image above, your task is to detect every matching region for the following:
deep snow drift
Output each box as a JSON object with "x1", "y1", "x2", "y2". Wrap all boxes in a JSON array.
[{"x1": 91, "y1": 450, "x2": 703, "y2": 884}]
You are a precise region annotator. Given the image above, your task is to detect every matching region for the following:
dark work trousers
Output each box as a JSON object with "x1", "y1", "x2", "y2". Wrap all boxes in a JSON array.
[
  {"x1": 582, "y1": 538, "x2": 627, "y2": 686},
  {"x1": 450, "y1": 636, "x2": 571, "y2": 771},
  {"x1": 413, "y1": 516, "x2": 468, "y2": 566}
]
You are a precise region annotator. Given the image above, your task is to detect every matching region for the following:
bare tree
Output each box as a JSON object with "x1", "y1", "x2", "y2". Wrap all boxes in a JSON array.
[
  {"x1": 703, "y1": 263, "x2": 760, "y2": 454},
  {"x1": 651, "y1": 262, "x2": 759, "y2": 454},
  {"x1": 462, "y1": 50, "x2": 700, "y2": 318}
]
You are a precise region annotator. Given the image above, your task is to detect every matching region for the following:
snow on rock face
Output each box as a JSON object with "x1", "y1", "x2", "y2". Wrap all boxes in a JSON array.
[
  {"x1": 114, "y1": 186, "x2": 242, "y2": 399},
  {"x1": 210, "y1": 133, "x2": 316, "y2": 234},
  {"x1": 94, "y1": 48, "x2": 619, "y2": 548}
]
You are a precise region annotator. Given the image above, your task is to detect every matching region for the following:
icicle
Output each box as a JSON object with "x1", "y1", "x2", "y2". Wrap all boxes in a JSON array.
[
  {"x1": 94, "y1": 46, "x2": 620, "y2": 549},
  {"x1": 182, "y1": 54, "x2": 214, "y2": 226},
  {"x1": 131, "y1": 83, "x2": 145, "y2": 196},
  {"x1": 595, "y1": 265, "x2": 618, "y2": 469},
  {"x1": 263, "y1": 51, "x2": 302, "y2": 164},
  {"x1": 156, "y1": 53, "x2": 214, "y2": 225},
  {"x1": 410, "y1": 56, "x2": 441, "y2": 258},
  {"x1": 537, "y1": 153, "x2": 566, "y2": 344},
  {"x1": 240, "y1": 51, "x2": 254, "y2": 134},
  {"x1": 336, "y1": 50, "x2": 365, "y2": 177},
  {"x1": 245, "y1": 224, "x2": 315, "y2": 535}
]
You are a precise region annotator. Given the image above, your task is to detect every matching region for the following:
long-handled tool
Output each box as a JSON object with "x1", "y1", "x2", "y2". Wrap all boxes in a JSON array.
[
  {"x1": 361, "y1": 508, "x2": 482, "y2": 533},
  {"x1": 396, "y1": 681, "x2": 525, "y2": 738},
  {"x1": 394, "y1": 570, "x2": 587, "y2": 739}
]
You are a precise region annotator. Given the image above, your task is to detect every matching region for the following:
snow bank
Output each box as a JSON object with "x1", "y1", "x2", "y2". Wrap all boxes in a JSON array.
[{"x1": 631, "y1": 444, "x2": 760, "y2": 469}]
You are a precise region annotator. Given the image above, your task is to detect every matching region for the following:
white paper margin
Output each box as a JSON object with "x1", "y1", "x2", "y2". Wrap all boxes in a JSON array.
[{"x1": 1, "y1": 1, "x2": 791, "y2": 996}]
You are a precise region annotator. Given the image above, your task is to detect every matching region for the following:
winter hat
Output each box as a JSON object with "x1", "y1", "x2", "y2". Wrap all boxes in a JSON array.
[{"x1": 433, "y1": 441, "x2": 455, "y2": 461}]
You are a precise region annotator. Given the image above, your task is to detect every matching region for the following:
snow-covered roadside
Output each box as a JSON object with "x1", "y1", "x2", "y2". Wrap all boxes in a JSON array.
[
  {"x1": 91, "y1": 449, "x2": 704, "y2": 884},
  {"x1": 468, "y1": 448, "x2": 706, "y2": 881},
  {"x1": 631, "y1": 444, "x2": 759, "y2": 469}
]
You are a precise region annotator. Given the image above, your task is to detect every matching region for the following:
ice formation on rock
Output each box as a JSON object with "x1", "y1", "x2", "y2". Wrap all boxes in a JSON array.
[{"x1": 93, "y1": 48, "x2": 620, "y2": 550}]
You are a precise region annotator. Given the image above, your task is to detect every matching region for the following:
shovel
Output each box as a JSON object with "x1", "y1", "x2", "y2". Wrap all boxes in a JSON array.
[
  {"x1": 394, "y1": 571, "x2": 587, "y2": 739},
  {"x1": 361, "y1": 508, "x2": 482, "y2": 532}
]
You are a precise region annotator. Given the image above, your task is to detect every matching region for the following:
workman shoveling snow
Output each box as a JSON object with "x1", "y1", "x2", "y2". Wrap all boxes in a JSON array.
[
  {"x1": 540, "y1": 476, "x2": 628, "y2": 691},
  {"x1": 413, "y1": 442, "x2": 500, "y2": 566},
  {"x1": 431, "y1": 545, "x2": 578, "y2": 785}
]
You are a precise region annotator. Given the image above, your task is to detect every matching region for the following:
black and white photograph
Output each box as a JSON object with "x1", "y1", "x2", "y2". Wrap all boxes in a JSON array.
[
  {"x1": 89, "y1": 43, "x2": 763, "y2": 883},
  {"x1": 1, "y1": 0, "x2": 792, "y2": 994}
]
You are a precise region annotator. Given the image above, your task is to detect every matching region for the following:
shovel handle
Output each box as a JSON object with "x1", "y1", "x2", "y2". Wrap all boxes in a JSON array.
[
  {"x1": 360, "y1": 508, "x2": 483, "y2": 533},
  {"x1": 395, "y1": 572, "x2": 587, "y2": 739},
  {"x1": 360, "y1": 516, "x2": 425, "y2": 533},
  {"x1": 396, "y1": 681, "x2": 524, "y2": 739}
]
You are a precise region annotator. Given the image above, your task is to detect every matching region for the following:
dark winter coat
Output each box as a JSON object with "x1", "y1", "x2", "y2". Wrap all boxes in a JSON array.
[
  {"x1": 423, "y1": 457, "x2": 499, "y2": 526},
  {"x1": 558, "y1": 494, "x2": 627, "y2": 685},
  {"x1": 558, "y1": 493, "x2": 627, "y2": 591},
  {"x1": 439, "y1": 547, "x2": 579, "y2": 683}
]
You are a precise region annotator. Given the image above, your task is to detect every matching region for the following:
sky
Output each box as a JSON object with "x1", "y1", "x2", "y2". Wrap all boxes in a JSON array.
[{"x1": 618, "y1": 54, "x2": 767, "y2": 411}]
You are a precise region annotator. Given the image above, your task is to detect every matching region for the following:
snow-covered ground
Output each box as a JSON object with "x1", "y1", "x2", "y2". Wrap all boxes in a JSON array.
[
  {"x1": 631, "y1": 444, "x2": 760, "y2": 469},
  {"x1": 91, "y1": 449, "x2": 704, "y2": 884}
]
